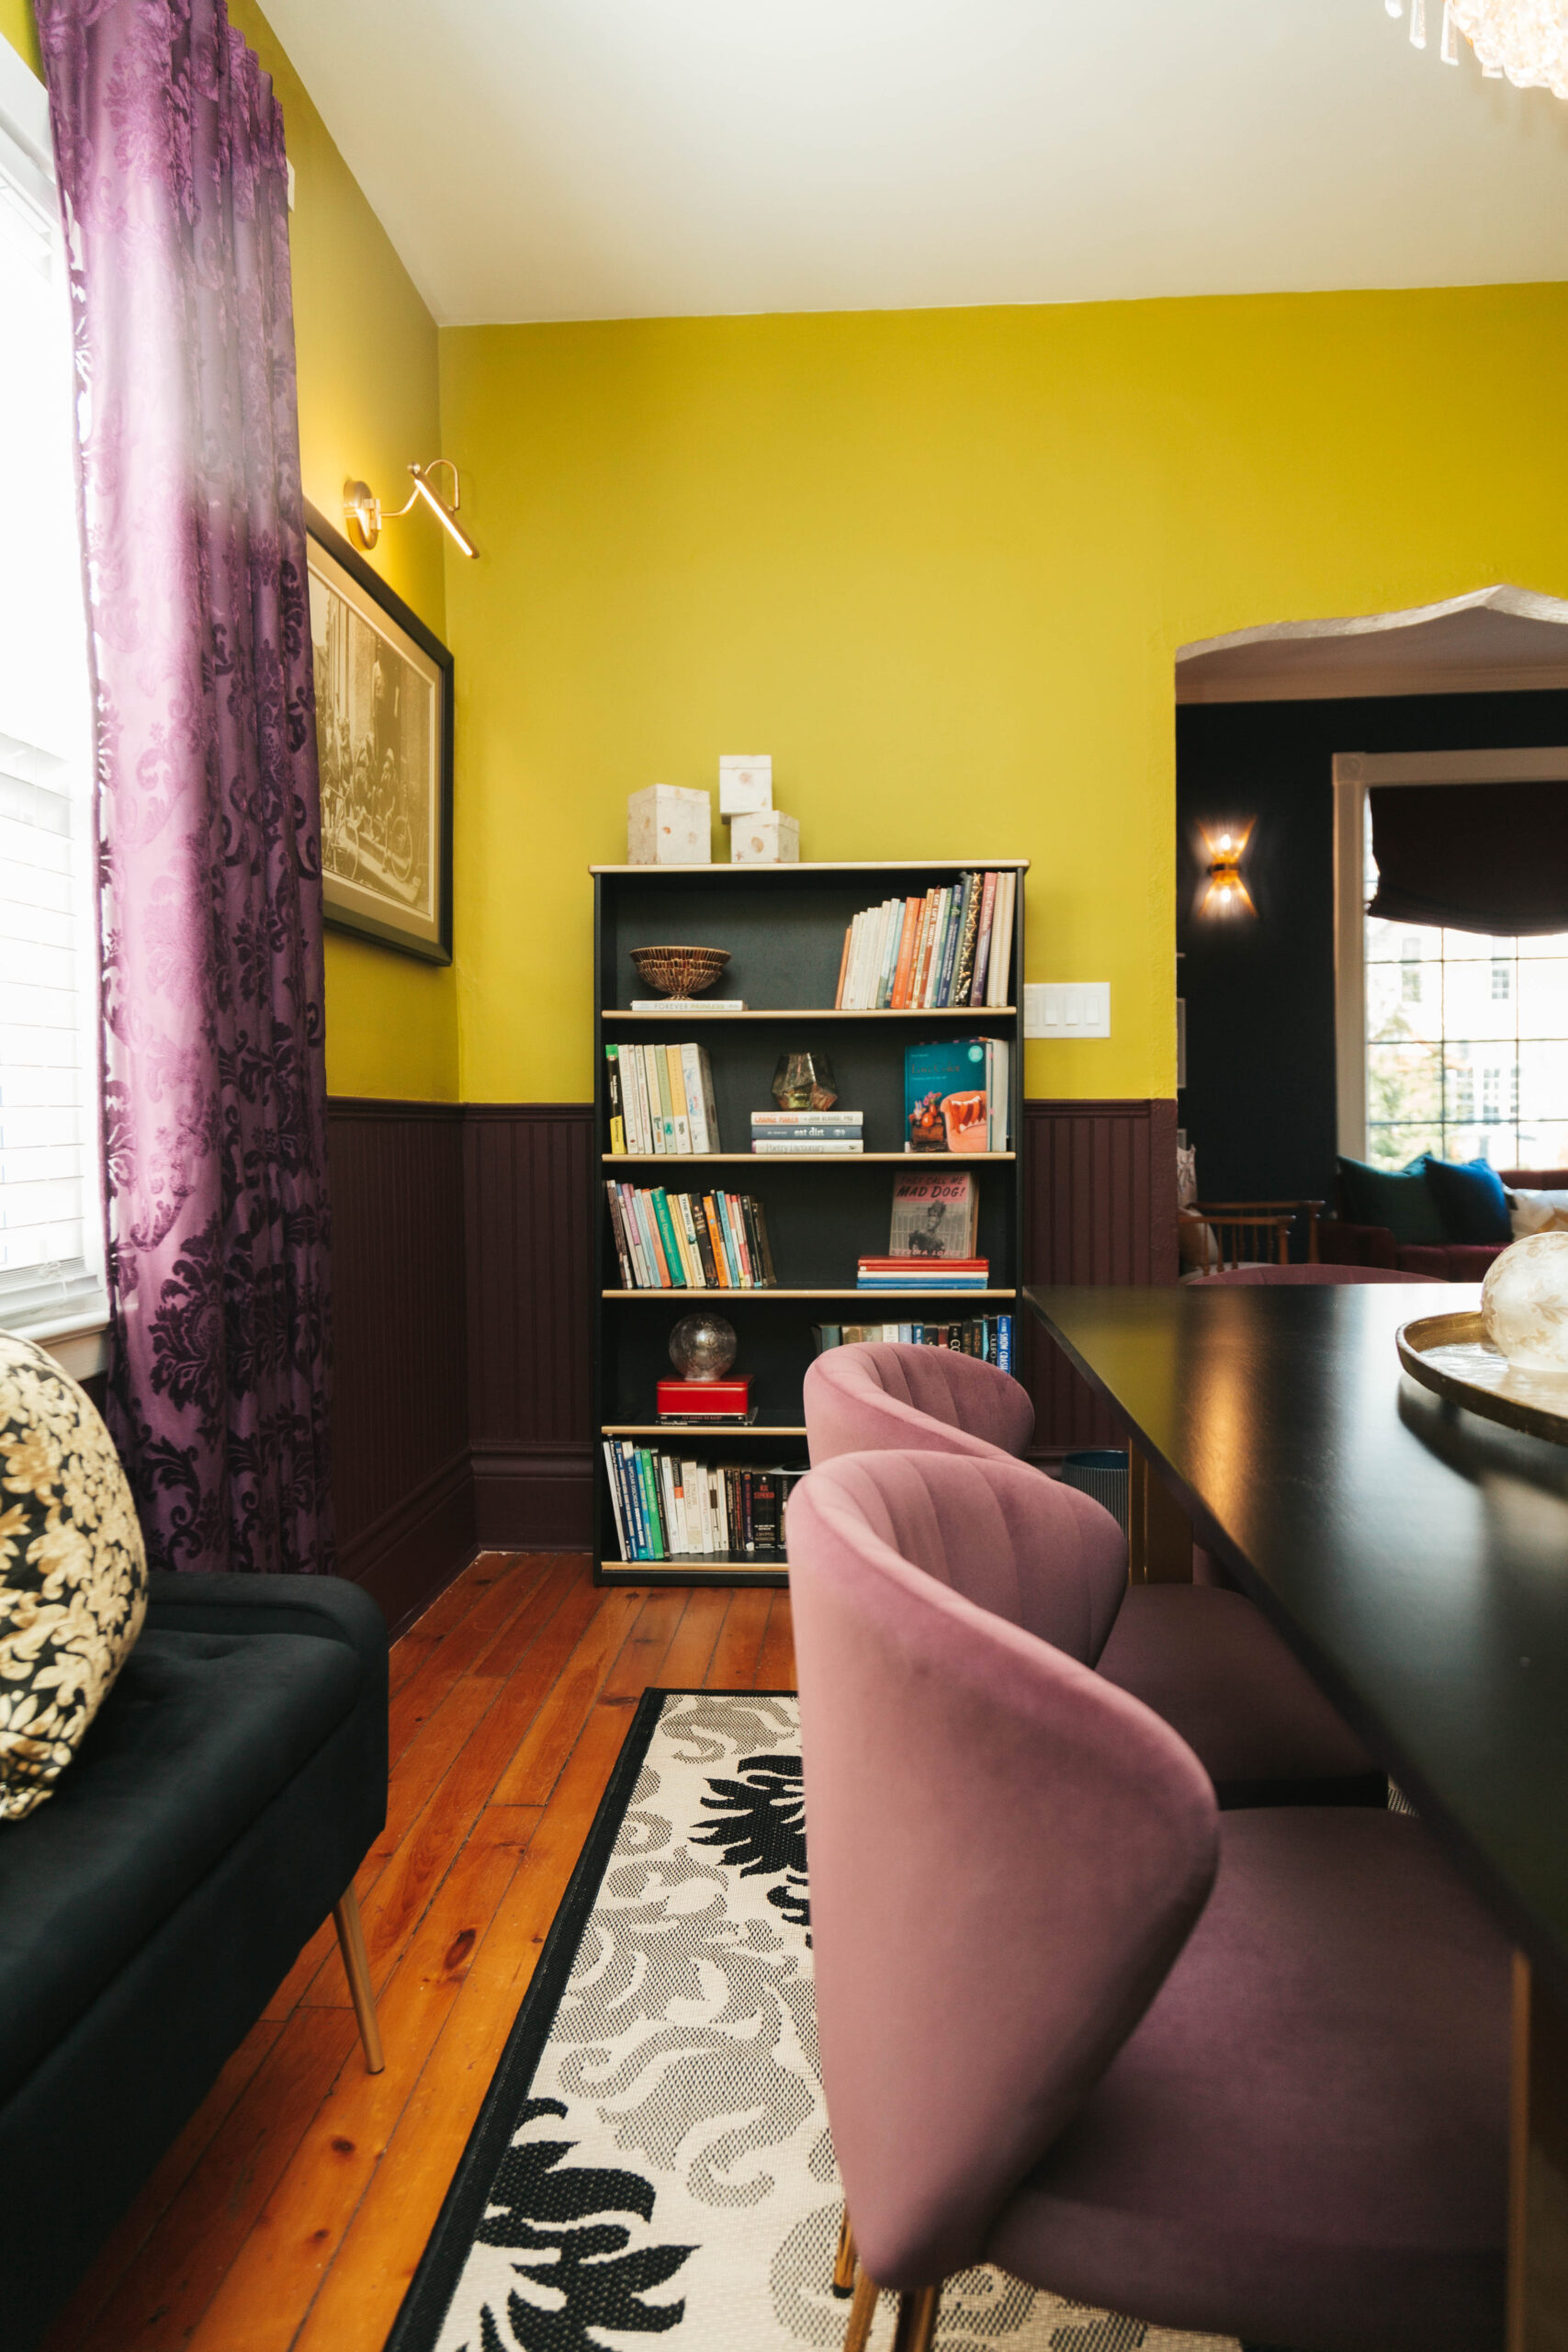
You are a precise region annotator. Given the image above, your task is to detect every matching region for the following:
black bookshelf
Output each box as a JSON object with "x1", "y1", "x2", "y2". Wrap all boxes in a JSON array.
[{"x1": 592, "y1": 859, "x2": 1028, "y2": 1586}]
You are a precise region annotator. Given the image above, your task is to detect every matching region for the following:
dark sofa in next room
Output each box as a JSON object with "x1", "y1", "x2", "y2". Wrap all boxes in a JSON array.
[
  {"x1": 1320, "y1": 1163, "x2": 1566, "y2": 1280},
  {"x1": 0, "y1": 1569, "x2": 389, "y2": 2352}
]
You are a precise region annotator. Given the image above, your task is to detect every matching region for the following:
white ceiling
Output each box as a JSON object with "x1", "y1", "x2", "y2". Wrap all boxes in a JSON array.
[
  {"x1": 263, "y1": 0, "x2": 1568, "y2": 327},
  {"x1": 1177, "y1": 586, "x2": 1568, "y2": 702}
]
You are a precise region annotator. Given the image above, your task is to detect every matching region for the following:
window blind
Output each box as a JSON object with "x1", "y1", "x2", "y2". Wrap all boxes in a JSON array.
[
  {"x1": 1367, "y1": 781, "x2": 1568, "y2": 937},
  {"x1": 0, "y1": 50, "x2": 105, "y2": 1340}
]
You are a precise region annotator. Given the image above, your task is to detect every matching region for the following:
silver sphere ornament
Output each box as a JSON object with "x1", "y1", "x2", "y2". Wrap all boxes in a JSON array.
[{"x1": 669, "y1": 1311, "x2": 738, "y2": 1382}]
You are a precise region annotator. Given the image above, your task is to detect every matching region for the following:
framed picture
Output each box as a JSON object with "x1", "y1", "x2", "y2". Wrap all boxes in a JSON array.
[{"x1": 305, "y1": 502, "x2": 454, "y2": 964}]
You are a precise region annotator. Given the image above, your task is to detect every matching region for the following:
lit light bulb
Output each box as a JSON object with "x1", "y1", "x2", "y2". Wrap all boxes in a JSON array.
[{"x1": 1386, "y1": 0, "x2": 1403, "y2": 15}]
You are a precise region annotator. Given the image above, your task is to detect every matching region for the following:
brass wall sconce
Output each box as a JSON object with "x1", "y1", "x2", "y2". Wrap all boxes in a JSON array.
[
  {"x1": 344, "y1": 460, "x2": 479, "y2": 560},
  {"x1": 1199, "y1": 821, "x2": 1256, "y2": 920}
]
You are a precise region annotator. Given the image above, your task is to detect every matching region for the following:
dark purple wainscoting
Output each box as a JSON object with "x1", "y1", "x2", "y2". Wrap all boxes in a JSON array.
[
  {"x1": 1020, "y1": 1098, "x2": 1179, "y2": 1454},
  {"x1": 324, "y1": 1096, "x2": 1176, "y2": 1623},
  {"x1": 327, "y1": 1100, "x2": 473, "y2": 1630},
  {"x1": 464, "y1": 1106, "x2": 595, "y2": 1549}
]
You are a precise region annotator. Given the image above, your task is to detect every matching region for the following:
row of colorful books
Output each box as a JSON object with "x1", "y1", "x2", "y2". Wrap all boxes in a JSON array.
[
  {"x1": 812, "y1": 1316, "x2": 1015, "y2": 1368},
  {"x1": 605, "y1": 1042, "x2": 721, "y2": 1154},
  {"x1": 835, "y1": 870, "x2": 1017, "y2": 1010},
  {"x1": 857, "y1": 1256, "x2": 990, "y2": 1291},
  {"x1": 605, "y1": 1182, "x2": 778, "y2": 1290},
  {"x1": 603, "y1": 1442, "x2": 800, "y2": 1562}
]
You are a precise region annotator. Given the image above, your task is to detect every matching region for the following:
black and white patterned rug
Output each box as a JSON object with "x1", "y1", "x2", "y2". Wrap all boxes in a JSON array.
[{"x1": 385, "y1": 1690, "x2": 1251, "y2": 2352}]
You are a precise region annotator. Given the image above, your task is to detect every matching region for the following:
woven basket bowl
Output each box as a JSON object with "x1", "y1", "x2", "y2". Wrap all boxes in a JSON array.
[{"x1": 630, "y1": 944, "x2": 731, "y2": 999}]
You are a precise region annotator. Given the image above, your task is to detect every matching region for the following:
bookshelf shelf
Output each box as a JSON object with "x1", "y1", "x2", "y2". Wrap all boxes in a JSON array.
[
  {"x1": 592, "y1": 855, "x2": 1027, "y2": 1587},
  {"x1": 604, "y1": 1287, "x2": 1018, "y2": 1302},
  {"x1": 603, "y1": 1007, "x2": 1017, "y2": 1023},
  {"x1": 599, "y1": 1560, "x2": 790, "y2": 1589},
  {"x1": 604, "y1": 1423, "x2": 808, "y2": 1438},
  {"x1": 603, "y1": 1151, "x2": 1014, "y2": 1165}
]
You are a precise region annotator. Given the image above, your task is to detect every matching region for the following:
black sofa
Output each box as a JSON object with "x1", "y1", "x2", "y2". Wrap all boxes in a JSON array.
[{"x1": 0, "y1": 1568, "x2": 389, "y2": 2350}]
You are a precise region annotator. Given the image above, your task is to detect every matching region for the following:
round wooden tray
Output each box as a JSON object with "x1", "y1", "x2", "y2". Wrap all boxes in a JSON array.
[{"x1": 1398, "y1": 1309, "x2": 1568, "y2": 1446}]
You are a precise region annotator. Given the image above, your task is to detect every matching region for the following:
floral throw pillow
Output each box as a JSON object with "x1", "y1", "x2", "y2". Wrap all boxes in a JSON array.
[{"x1": 0, "y1": 1333, "x2": 148, "y2": 1821}]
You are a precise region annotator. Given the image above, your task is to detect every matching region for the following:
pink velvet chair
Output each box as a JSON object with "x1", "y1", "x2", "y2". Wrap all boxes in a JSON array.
[
  {"x1": 1187, "y1": 1264, "x2": 1445, "y2": 1285},
  {"x1": 803, "y1": 1345, "x2": 1376, "y2": 1803},
  {"x1": 787, "y1": 1450, "x2": 1508, "y2": 2352}
]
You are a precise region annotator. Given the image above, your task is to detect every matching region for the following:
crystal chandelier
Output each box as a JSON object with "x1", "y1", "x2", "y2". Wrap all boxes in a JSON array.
[{"x1": 1385, "y1": 0, "x2": 1568, "y2": 97}]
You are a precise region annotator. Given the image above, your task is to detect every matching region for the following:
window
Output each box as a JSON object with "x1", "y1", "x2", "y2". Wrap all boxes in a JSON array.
[
  {"x1": 1363, "y1": 804, "x2": 1568, "y2": 1172},
  {"x1": 0, "y1": 49, "x2": 104, "y2": 1341}
]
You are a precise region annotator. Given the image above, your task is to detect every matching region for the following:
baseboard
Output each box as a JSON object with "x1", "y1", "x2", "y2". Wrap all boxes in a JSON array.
[
  {"x1": 338, "y1": 1447, "x2": 477, "y2": 1633},
  {"x1": 470, "y1": 1444, "x2": 594, "y2": 1547}
]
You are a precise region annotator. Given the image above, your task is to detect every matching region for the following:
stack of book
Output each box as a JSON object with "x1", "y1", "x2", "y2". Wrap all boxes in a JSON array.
[
  {"x1": 751, "y1": 1109, "x2": 863, "y2": 1155},
  {"x1": 813, "y1": 1316, "x2": 1014, "y2": 1367},
  {"x1": 835, "y1": 869, "x2": 1016, "y2": 1010},
  {"x1": 603, "y1": 1442, "x2": 799, "y2": 1563},
  {"x1": 605, "y1": 1042, "x2": 722, "y2": 1154},
  {"x1": 604, "y1": 1182, "x2": 777, "y2": 1289},
  {"x1": 857, "y1": 1256, "x2": 990, "y2": 1291}
]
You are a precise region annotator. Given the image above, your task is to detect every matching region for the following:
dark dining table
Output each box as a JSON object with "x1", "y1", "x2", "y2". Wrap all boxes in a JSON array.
[{"x1": 1025, "y1": 1280, "x2": 1568, "y2": 2352}]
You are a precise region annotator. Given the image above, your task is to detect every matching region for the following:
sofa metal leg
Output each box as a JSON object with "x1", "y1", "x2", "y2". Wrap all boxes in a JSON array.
[
  {"x1": 891, "y1": 2282, "x2": 942, "y2": 2352},
  {"x1": 841, "y1": 2265, "x2": 879, "y2": 2352},
  {"x1": 833, "y1": 2205, "x2": 857, "y2": 2295},
  {"x1": 333, "y1": 1886, "x2": 385, "y2": 2074}
]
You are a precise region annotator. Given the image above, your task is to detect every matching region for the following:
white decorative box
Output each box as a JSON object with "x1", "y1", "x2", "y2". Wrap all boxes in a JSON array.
[
  {"x1": 719, "y1": 755, "x2": 773, "y2": 819},
  {"x1": 627, "y1": 784, "x2": 712, "y2": 866},
  {"x1": 730, "y1": 809, "x2": 799, "y2": 865}
]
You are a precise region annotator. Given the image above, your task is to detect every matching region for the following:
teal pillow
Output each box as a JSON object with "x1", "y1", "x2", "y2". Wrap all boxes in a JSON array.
[
  {"x1": 1337, "y1": 1155, "x2": 1447, "y2": 1245},
  {"x1": 1420, "y1": 1155, "x2": 1513, "y2": 1246}
]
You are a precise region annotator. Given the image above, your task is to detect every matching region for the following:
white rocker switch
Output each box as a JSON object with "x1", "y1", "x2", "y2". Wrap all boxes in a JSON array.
[{"x1": 1024, "y1": 983, "x2": 1111, "y2": 1039}]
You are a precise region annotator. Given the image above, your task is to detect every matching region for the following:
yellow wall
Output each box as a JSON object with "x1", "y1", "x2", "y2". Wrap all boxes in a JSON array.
[
  {"x1": 440, "y1": 288, "x2": 1568, "y2": 1103},
  {"x1": 4, "y1": 0, "x2": 457, "y2": 1100},
  {"x1": 1, "y1": 0, "x2": 39, "y2": 74},
  {"x1": 229, "y1": 0, "x2": 457, "y2": 1101}
]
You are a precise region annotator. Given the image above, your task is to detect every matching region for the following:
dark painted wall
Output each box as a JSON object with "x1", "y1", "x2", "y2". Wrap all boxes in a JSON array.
[{"x1": 1176, "y1": 690, "x2": 1568, "y2": 1211}]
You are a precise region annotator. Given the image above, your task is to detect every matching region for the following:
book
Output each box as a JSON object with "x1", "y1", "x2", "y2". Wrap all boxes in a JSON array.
[
  {"x1": 658, "y1": 1376, "x2": 751, "y2": 1417},
  {"x1": 968, "y1": 870, "x2": 998, "y2": 1006},
  {"x1": 952, "y1": 872, "x2": 985, "y2": 1005},
  {"x1": 604, "y1": 1045, "x2": 626, "y2": 1153},
  {"x1": 753, "y1": 1109, "x2": 864, "y2": 1125},
  {"x1": 985, "y1": 872, "x2": 1015, "y2": 1006},
  {"x1": 628, "y1": 998, "x2": 748, "y2": 1012},
  {"x1": 652, "y1": 1048, "x2": 676, "y2": 1152},
  {"x1": 887, "y1": 1167, "x2": 979, "y2": 1258},
  {"x1": 751, "y1": 1138, "x2": 864, "y2": 1154},
  {"x1": 666, "y1": 1045, "x2": 692, "y2": 1154},
  {"x1": 905, "y1": 1036, "x2": 992, "y2": 1153}
]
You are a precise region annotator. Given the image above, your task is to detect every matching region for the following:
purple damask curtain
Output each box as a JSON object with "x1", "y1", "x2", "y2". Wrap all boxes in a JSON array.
[{"x1": 38, "y1": 0, "x2": 333, "y2": 1575}]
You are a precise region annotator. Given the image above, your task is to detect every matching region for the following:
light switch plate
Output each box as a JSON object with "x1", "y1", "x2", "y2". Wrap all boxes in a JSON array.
[{"x1": 1024, "y1": 982, "x2": 1111, "y2": 1039}]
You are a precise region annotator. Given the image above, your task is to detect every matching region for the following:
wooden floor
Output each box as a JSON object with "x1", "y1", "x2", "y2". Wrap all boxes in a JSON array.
[{"x1": 42, "y1": 1553, "x2": 796, "y2": 2352}]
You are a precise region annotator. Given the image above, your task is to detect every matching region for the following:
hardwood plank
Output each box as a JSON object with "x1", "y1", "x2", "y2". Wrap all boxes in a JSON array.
[
  {"x1": 287, "y1": 1709, "x2": 638, "y2": 2352},
  {"x1": 600, "y1": 1587, "x2": 690, "y2": 1699},
  {"x1": 491, "y1": 1589, "x2": 646, "y2": 1806},
  {"x1": 385, "y1": 1553, "x2": 552, "y2": 1764},
  {"x1": 657, "y1": 1585, "x2": 731, "y2": 1688},
  {"x1": 62, "y1": 2007, "x2": 359, "y2": 2352},
  {"x1": 753, "y1": 1589, "x2": 797, "y2": 1690},
  {"x1": 471, "y1": 1551, "x2": 586, "y2": 1678},
  {"x1": 705, "y1": 1586, "x2": 774, "y2": 1687},
  {"x1": 181, "y1": 1837, "x2": 522, "y2": 2352}
]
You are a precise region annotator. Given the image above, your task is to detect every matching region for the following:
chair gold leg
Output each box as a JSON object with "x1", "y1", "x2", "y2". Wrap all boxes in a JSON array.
[
  {"x1": 833, "y1": 2206, "x2": 857, "y2": 2296},
  {"x1": 841, "y1": 2265, "x2": 880, "y2": 2352},
  {"x1": 332, "y1": 1885, "x2": 385, "y2": 2074},
  {"x1": 891, "y1": 2282, "x2": 942, "y2": 2352}
]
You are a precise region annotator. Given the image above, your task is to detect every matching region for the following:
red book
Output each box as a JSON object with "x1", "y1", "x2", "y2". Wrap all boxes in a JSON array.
[
  {"x1": 856, "y1": 1257, "x2": 988, "y2": 1272},
  {"x1": 657, "y1": 1377, "x2": 751, "y2": 1417}
]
